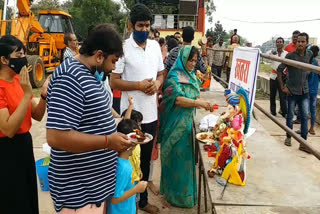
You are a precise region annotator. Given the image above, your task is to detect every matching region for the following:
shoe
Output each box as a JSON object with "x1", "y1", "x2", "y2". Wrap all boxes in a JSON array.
[
  {"x1": 140, "y1": 203, "x2": 160, "y2": 214},
  {"x1": 295, "y1": 130, "x2": 301, "y2": 134},
  {"x1": 293, "y1": 119, "x2": 301, "y2": 124},
  {"x1": 281, "y1": 113, "x2": 287, "y2": 118},
  {"x1": 271, "y1": 112, "x2": 277, "y2": 116},
  {"x1": 284, "y1": 137, "x2": 291, "y2": 146},
  {"x1": 299, "y1": 145, "x2": 311, "y2": 154}
]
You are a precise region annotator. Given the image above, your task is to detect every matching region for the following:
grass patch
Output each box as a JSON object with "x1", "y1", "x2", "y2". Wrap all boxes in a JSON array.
[
  {"x1": 259, "y1": 63, "x2": 272, "y2": 73},
  {"x1": 255, "y1": 89, "x2": 269, "y2": 100}
]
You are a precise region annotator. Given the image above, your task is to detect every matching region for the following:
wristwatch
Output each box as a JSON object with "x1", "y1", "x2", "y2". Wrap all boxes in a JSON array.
[{"x1": 41, "y1": 94, "x2": 47, "y2": 101}]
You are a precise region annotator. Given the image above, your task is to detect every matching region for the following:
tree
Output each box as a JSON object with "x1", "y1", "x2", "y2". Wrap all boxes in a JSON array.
[
  {"x1": 205, "y1": 0, "x2": 216, "y2": 24},
  {"x1": 206, "y1": 21, "x2": 226, "y2": 42},
  {"x1": 69, "y1": 0, "x2": 126, "y2": 40},
  {"x1": 0, "y1": 0, "x2": 13, "y2": 20},
  {"x1": 225, "y1": 29, "x2": 249, "y2": 47},
  {"x1": 31, "y1": 0, "x2": 61, "y2": 15}
]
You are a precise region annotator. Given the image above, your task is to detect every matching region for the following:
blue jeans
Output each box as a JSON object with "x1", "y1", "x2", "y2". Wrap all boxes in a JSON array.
[
  {"x1": 309, "y1": 93, "x2": 318, "y2": 126},
  {"x1": 286, "y1": 93, "x2": 309, "y2": 140}
]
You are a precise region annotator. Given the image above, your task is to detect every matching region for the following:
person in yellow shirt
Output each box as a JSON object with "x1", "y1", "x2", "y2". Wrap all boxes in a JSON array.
[
  {"x1": 121, "y1": 97, "x2": 143, "y2": 184},
  {"x1": 225, "y1": 36, "x2": 240, "y2": 84}
]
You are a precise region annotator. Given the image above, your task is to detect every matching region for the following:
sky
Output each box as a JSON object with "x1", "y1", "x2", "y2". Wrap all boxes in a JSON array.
[
  {"x1": 6, "y1": 0, "x2": 320, "y2": 46},
  {"x1": 206, "y1": 0, "x2": 320, "y2": 46}
]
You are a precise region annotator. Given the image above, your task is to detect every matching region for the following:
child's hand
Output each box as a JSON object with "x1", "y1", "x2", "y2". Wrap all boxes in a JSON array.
[
  {"x1": 128, "y1": 96, "x2": 134, "y2": 106},
  {"x1": 135, "y1": 181, "x2": 148, "y2": 193}
]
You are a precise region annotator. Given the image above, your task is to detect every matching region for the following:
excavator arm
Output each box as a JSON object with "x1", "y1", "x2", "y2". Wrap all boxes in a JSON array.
[{"x1": 9, "y1": 0, "x2": 44, "y2": 43}]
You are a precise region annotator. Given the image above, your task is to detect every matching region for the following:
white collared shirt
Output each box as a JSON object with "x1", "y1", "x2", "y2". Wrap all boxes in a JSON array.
[
  {"x1": 268, "y1": 49, "x2": 288, "y2": 80},
  {"x1": 113, "y1": 34, "x2": 164, "y2": 123}
]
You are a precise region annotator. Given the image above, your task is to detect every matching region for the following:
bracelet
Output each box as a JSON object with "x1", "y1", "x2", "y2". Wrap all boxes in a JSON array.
[
  {"x1": 137, "y1": 81, "x2": 141, "y2": 91},
  {"x1": 104, "y1": 135, "x2": 108, "y2": 150},
  {"x1": 41, "y1": 94, "x2": 47, "y2": 101}
]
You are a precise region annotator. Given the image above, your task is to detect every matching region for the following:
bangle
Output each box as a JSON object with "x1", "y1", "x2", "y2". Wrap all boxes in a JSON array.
[
  {"x1": 137, "y1": 81, "x2": 141, "y2": 91},
  {"x1": 104, "y1": 135, "x2": 108, "y2": 150},
  {"x1": 41, "y1": 94, "x2": 46, "y2": 101}
]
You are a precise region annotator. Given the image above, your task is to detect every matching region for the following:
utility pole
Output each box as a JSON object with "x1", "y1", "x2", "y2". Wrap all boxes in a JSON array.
[{"x1": 3, "y1": 0, "x2": 8, "y2": 20}]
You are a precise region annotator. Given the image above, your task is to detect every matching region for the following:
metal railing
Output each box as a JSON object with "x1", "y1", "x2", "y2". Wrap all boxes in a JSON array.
[{"x1": 206, "y1": 47, "x2": 320, "y2": 160}]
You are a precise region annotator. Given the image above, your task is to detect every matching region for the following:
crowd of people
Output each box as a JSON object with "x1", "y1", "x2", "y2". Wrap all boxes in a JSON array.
[
  {"x1": 0, "y1": 2, "x2": 319, "y2": 214},
  {"x1": 0, "y1": 3, "x2": 215, "y2": 214}
]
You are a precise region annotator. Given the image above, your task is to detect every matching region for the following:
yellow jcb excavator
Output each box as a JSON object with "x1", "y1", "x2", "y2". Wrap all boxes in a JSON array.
[{"x1": 0, "y1": 0, "x2": 76, "y2": 87}]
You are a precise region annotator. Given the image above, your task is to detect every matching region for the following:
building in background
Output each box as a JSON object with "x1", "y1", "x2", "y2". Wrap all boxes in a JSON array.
[{"x1": 140, "y1": 0, "x2": 205, "y2": 48}]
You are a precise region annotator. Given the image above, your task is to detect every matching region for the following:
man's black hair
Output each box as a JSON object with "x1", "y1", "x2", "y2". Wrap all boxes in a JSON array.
[
  {"x1": 159, "y1": 37, "x2": 165, "y2": 46},
  {"x1": 154, "y1": 29, "x2": 160, "y2": 37},
  {"x1": 167, "y1": 37, "x2": 179, "y2": 52},
  {"x1": 130, "y1": 3, "x2": 153, "y2": 26},
  {"x1": 234, "y1": 29, "x2": 237, "y2": 32},
  {"x1": 121, "y1": 109, "x2": 143, "y2": 124},
  {"x1": 87, "y1": 25, "x2": 95, "y2": 36},
  {"x1": 292, "y1": 30, "x2": 300, "y2": 35},
  {"x1": 298, "y1": 32, "x2": 309, "y2": 43},
  {"x1": 79, "y1": 24, "x2": 123, "y2": 58},
  {"x1": 188, "y1": 46, "x2": 199, "y2": 61},
  {"x1": 310, "y1": 45, "x2": 319, "y2": 58},
  {"x1": 117, "y1": 119, "x2": 139, "y2": 135},
  {"x1": 174, "y1": 32, "x2": 181, "y2": 36},
  {"x1": 182, "y1": 26, "x2": 194, "y2": 43},
  {"x1": 276, "y1": 37, "x2": 284, "y2": 43}
]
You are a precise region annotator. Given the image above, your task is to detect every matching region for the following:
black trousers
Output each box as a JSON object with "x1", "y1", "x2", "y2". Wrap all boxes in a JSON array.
[
  {"x1": 139, "y1": 120, "x2": 158, "y2": 208},
  {"x1": 212, "y1": 64, "x2": 222, "y2": 81},
  {"x1": 0, "y1": 132, "x2": 39, "y2": 214},
  {"x1": 226, "y1": 67, "x2": 231, "y2": 84},
  {"x1": 270, "y1": 77, "x2": 287, "y2": 115}
]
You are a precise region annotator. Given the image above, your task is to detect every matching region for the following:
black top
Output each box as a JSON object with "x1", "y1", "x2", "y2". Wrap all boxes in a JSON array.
[{"x1": 277, "y1": 50, "x2": 313, "y2": 95}]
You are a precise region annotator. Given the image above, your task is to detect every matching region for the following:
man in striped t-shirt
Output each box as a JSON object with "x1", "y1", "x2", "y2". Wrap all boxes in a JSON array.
[{"x1": 46, "y1": 24, "x2": 133, "y2": 213}]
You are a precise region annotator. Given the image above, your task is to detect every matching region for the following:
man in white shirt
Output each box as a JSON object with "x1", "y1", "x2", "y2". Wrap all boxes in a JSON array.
[
  {"x1": 110, "y1": 3, "x2": 164, "y2": 213},
  {"x1": 63, "y1": 33, "x2": 78, "y2": 60},
  {"x1": 269, "y1": 37, "x2": 288, "y2": 117},
  {"x1": 211, "y1": 37, "x2": 225, "y2": 80}
]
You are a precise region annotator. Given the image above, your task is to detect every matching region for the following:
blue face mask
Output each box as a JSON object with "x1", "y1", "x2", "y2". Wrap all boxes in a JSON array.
[
  {"x1": 94, "y1": 70, "x2": 104, "y2": 82},
  {"x1": 133, "y1": 30, "x2": 149, "y2": 44}
]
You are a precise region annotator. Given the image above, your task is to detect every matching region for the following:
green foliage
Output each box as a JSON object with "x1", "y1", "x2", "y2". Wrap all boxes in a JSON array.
[
  {"x1": 0, "y1": 0, "x2": 13, "y2": 20},
  {"x1": 205, "y1": 0, "x2": 216, "y2": 23},
  {"x1": 206, "y1": 21, "x2": 250, "y2": 47},
  {"x1": 205, "y1": 21, "x2": 226, "y2": 42},
  {"x1": 259, "y1": 62, "x2": 272, "y2": 73},
  {"x1": 68, "y1": 0, "x2": 125, "y2": 40},
  {"x1": 31, "y1": 0, "x2": 61, "y2": 15}
]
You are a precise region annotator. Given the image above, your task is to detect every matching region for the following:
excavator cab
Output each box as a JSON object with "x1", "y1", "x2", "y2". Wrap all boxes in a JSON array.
[
  {"x1": 26, "y1": 10, "x2": 75, "y2": 87},
  {"x1": 1, "y1": 0, "x2": 77, "y2": 88}
]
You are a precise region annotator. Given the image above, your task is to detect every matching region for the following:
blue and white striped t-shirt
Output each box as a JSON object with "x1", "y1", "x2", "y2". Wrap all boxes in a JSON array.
[{"x1": 46, "y1": 58, "x2": 117, "y2": 212}]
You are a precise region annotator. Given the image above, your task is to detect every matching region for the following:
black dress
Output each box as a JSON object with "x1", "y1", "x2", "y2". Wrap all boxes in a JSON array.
[{"x1": 0, "y1": 132, "x2": 39, "y2": 214}]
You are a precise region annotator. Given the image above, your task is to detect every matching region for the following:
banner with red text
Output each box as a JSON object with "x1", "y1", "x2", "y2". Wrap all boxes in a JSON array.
[{"x1": 229, "y1": 47, "x2": 260, "y2": 113}]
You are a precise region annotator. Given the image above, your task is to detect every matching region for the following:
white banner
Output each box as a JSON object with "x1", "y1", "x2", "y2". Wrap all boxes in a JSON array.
[{"x1": 228, "y1": 47, "x2": 260, "y2": 112}]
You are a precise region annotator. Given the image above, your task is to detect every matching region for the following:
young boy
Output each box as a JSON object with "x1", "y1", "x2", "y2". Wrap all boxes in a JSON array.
[{"x1": 108, "y1": 119, "x2": 147, "y2": 214}]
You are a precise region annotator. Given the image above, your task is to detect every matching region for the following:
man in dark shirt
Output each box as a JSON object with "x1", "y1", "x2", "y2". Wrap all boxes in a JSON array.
[
  {"x1": 164, "y1": 26, "x2": 207, "y2": 76},
  {"x1": 277, "y1": 32, "x2": 312, "y2": 152}
]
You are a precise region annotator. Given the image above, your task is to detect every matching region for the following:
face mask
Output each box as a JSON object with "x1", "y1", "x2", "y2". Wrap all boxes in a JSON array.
[
  {"x1": 133, "y1": 30, "x2": 149, "y2": 44},
  {"x1": 9, "y1": 57, "x2": 28, "y2": 74},
  {"x1": 94, "y1": 70, "x2": 104, "y2": 82}
]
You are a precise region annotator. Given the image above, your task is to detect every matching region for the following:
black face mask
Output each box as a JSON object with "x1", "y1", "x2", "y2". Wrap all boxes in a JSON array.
[{"x1": 8, "y1": 57, "x2": 28, "y2": 74}]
